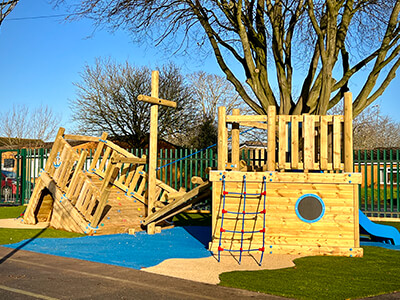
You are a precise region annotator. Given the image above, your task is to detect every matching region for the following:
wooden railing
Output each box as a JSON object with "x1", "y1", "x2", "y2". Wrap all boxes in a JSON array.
[{"x1": 218, "y1": 92, "x2": 354, "y2": 173}]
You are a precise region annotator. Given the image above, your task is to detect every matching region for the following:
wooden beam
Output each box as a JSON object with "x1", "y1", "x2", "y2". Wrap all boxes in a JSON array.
[
  {"x1": 226, "y1": 115, "x2": 268, "y2": 122},
  {"x1": 142, "y1": 181, "x2": 211, "y2": 225},
  {"x1": 63, "y1": 134, "x2": 100, "y2": 142},
  {"x1": 209, "y1": 170, "x2": 362, "y2": 184},
  {"x1": 290, "y1": 115, "x2": 300, "y2": 169},
  {"x1": 303, "y1": 115, "x2": 315, "y2": 170},
  {"x1": 239, "y1": 121, "x2": 268, "y2": 130},
  {"x1": 231, "y1": 109, "x2": 240, "y2": 171},
  {"x1": 218, "y1": 106, "x2": 227, "y2": 170},
  {"x1": 137, "y1": 94, "x2": 177, "y2": 108},
  {"x1": 333, "y1": 115, "x2": 342, "y2": 170},
  {"x1": 267, "y1": 106, "x2": 276, "y2": 171},
  {"x1": 344, "y1": 92, "x2": 353, "y2": 172},
  {"x1": 88, "y1": 132, "x2": 108, "y2": 171},
  {"x1": 278, "y1": 116, "x2": 288, "y2": 170},
  {"x1": 111, "y1": 155, "x2": 147, "y2": 165},
  {"x1": 147, "y1": 70, "x2": 159, "y2": 234}
]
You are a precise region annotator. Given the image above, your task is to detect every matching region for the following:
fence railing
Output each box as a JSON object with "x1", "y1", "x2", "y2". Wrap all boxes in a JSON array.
[
  {"x1": 2, "y1": 147, "x2": 400, "y2": 219},
  {"x1": 354, "y1": 149, "x2": 400, "y2": 218}
]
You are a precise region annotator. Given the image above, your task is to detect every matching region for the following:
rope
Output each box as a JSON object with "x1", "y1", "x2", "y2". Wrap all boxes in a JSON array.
[
  {"x1": 156, "y1": 127, "x2": 256, "y2": 171},
  {"x1": 239, "y1": 175, "x2": 247, "y2": 264},
  {"x1": 218, "y1": 175, "x2": 267, "y2": 266},
  {"x1": 218, "y1": 175, "x2": 227, "y2": 263}
]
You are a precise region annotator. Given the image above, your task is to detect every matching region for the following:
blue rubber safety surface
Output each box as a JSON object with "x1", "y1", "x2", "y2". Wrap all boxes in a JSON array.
[{"x1": 4, "y1": 226, "x2": 212, "y2": 269}]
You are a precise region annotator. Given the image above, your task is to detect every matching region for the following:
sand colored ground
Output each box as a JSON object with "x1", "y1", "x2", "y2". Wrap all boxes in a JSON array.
[
  {"x1": 0, "y1": 218, "x2": 49, "y2": 229},
  {"x1": 143, "y1": 253, "x2": 301, "y2": 285}
]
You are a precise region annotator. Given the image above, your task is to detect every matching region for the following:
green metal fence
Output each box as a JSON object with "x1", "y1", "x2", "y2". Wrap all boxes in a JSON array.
[
  {"x1": 354, "y1": 149, "x2": 400, "y2": 218},
  {"x1": 3, "y1": 147, "x2": 400, "y2": 219}
]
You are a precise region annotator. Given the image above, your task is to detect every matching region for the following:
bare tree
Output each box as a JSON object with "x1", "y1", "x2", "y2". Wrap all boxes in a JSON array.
[
  {"x1": 353, "y1": 106, "x2": 400, "y2": 150},
  {"x1": 0, "y1": 0, "x2": 18, "y2": 26},
  {"x1": 174, "y1": 71, "x2": 252, "y2": 148},
  {"x1": 329, "y1": 103, "x2": 400, "y2": 150},
  {"x1": 56, "y1": 0, "x2": 400, "y2": 118},
  {"x1": 71, "y1": 59, "x2": 194, "y2": 148},
  {"x1": 188, "y1": 71, "x2": 251, "y2": 121},
  {"x1": 0, "y1": 104, "x2": 60, "y2": 147}
]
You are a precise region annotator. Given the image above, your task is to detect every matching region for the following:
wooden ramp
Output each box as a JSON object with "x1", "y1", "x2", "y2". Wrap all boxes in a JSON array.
[{"x1": 24, "y1": 128, "x2": 210, "y2": 235}]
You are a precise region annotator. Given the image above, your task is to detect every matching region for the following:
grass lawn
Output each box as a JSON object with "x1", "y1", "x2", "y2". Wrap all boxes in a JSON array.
[
  {"x1": 0, "y1": 206, "x2": 84, "y2": 245},
  {"x1": 0, "y1": 228, "x2": 84, "y2": 245},
  {"x1": 219, "y1": 246, "x2": 400, "y2": 299},
  {"x1": 0, "y1": 205, "x2": 26, "y2": 219}
]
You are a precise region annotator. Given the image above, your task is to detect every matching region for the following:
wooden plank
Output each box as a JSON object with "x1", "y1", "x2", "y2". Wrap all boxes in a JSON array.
[
  {"x1": 137, "y1": 94, "x2": 177, "y2": 108},
  {"x1": 211, "y1": 243, "x2": 363, "y2": 257},
  {"x1": 111, "y1": 155, "x2": 147, "y2": 165},
  {"x1": 218, "y1": 106, "x2": 227, "y2": 170},
  {"x1": 91, "y1": 163, "x2": 120, "y2": 228},
  {"x1": 278, "y1": 116, "x2": 288, "y2": 170},
  {"x1": 88, "y1": 132, "x2": 108, "y2": 172},
  {"x1": 75, "y1": 181, "x2": 89, "y2": 211},
  {"x1": 320, "y1": 116, "x2": 329, "y2": 170},
  {"x1": 98, "y1": 146, "x2": 112, "y2": 172},
  {"x1": 143, "y1": 181, "x2": 211, "y2": 225},
  {"x1": 23, "y1": 180, "x2": 45, "y2": 224},
  {"x1": 353, "y1": 185, "x2": 360, "y2": 247},
  {"x1": 344, "y1": 92, "x2": 353, "y2": 172},
  {"x1": 106, "y1": 140, "x2": 140, "y2": 158},
  {"x1": 209, "y1": 170, "x2": 362, "y2": 184},
  {"x1": 44, "y1": 127, "x2": 65, "y2": 172},
  {"x1": 67, "y1": 150, "x2": 88, "y2": 200},
  {"x1": 239, "y1": 121, "x2": 268, "y2": 130},
  {"x1": 84, "y1": 192, "x2": 97, "y2": 220},
  {"x1": 147, "y1": 70, "x2": 159, "y2": 235},
  {"x1": 126, "y1": 165, "x2": 145, "y2": 195},
  {"x1": 231, "y1": 109, "x2": 240, "y2": 171},
  {"x1": 290, "y1": 116, "x2": 300, "y2": 169},
  {"x1": 52, "y1": 145, "x2": 68, "y2": 183},
  {"x1": 226, "y1": 115, "x2": 268, "y2": 122},
  {"x1": 63, "y1": 134, "x2": 100, "y2": 142},
  {"x1": 58, "y1": 151, "x2": 76, "y2": 190},
  {"x1": 303, "y1": 115, "x2": 315, "y2": 170},
  {"x1": 267, "y1": 106, "x2": 276, "y2": 171},
  {"x1": 333, "y1": 115, "x2": 342, "y2": 170}
]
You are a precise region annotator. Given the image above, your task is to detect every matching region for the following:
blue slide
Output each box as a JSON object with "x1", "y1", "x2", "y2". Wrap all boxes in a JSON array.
[{"x1": 359, "y1": 210, "x2": 400, "y2": 245}]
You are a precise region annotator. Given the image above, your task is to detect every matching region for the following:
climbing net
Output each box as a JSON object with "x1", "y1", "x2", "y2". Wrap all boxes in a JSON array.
[{"x1": 217, "y1": 175, "x2": 267, "y2": 266}]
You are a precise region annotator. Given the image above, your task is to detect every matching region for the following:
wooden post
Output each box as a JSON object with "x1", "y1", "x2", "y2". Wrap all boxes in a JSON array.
[
  {"x1": 89, "y1": 132, "x2": 108, "y2": 172},
  {"x1": 267, "y1": 106, "x2": 276, "y2": 171},
  {"x1": 231, "y1": 109, "x2": 240, "y2": 170},
  {"x1": 218, "y1": 106, "x2": 227, "y2": 170},
  {"x1": 344, "y1": 92, "x2": 353, "y2": 172},
  {"x1": 147, "y1": 71, "x2": 159, "y2": 234}
]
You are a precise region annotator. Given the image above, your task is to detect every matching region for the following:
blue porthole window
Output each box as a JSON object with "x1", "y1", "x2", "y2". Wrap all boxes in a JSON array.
[{"x1": 295, "y1": 194, "x2": 325, "y2": 223}]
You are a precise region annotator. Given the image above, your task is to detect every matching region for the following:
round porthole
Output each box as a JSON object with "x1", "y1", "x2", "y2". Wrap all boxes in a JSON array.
[{"x1": 295, "y1": 194, "x2": 325, "y2": 223}]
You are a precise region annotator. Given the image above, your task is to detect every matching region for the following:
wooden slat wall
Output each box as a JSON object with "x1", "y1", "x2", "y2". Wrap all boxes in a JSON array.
[
  {"x1": 210, "y1": 172, "x2": 363, "y2": 257},
  {"x1": 224, "y1": 111, "x2": 348, "y2": 172}
]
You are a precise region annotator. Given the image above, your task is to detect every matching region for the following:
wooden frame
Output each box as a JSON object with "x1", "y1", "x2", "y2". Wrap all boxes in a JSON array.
[{"x1": 212, "y1": 92, "x2": 363, "y2": 258}]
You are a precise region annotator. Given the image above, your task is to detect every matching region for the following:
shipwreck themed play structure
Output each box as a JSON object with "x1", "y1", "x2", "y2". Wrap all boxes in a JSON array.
[
  {"x1": 24, "y1": 71, "x2": 211, "y2": 235},
  {"x1": 24, "y1": 71, "x2": 400, "y2": 261}
]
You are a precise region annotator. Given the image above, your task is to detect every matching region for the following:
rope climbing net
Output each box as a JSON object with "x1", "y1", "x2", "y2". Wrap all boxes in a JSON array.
[{"x1": 217, "y1": 175, "x2": 267, "y2": 266}]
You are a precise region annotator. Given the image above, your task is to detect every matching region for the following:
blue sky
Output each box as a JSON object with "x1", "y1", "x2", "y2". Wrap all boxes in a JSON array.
[{"x1": 0, "y1": 0, "x2": 399, "y2": 136}]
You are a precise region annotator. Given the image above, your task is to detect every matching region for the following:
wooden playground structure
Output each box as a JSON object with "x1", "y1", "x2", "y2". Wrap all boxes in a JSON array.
[
  {"x1": 24, "y1": 71, "x2": 210, "y2": 235},
  {"x1": 210, "y1": 92, "x2": 363, "y2": 260},
  {"x1": 23, "y1": 68, "x2": 362, "y2": 260}
]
